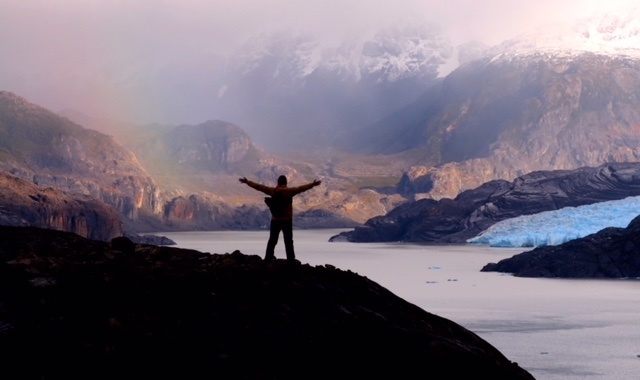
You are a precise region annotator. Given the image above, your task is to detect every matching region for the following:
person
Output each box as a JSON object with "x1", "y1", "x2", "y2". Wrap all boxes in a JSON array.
[{"x1": 239, "y1": 175, "x2": 321, "y2": 262}]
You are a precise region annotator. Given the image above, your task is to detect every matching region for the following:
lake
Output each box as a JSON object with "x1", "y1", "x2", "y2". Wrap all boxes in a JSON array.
[{"x1": 159, "y1": 228, "x2": 640, "y2": 380}]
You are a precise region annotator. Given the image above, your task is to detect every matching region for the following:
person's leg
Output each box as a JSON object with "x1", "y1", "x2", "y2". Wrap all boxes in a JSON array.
[
  {"x1": 282, "y1": 221, "x2": 295, "y2": 261},
  {"x1": 265, "y1": 220, "x2": 281, "y2": 260}
]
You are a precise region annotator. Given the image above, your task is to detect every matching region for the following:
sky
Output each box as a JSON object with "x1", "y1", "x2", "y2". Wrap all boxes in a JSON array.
[{"x1": 0, "y1": 0, "x2": 636, "y2": 126}]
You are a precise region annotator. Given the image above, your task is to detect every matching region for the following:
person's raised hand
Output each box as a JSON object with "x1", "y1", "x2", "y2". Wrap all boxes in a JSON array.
[
  {"x1": 239, "y1": 177, "x2": 248, "y2": 184},
  {"x1": 313, "y1": 179, "x2": 322, "y2": 186}
]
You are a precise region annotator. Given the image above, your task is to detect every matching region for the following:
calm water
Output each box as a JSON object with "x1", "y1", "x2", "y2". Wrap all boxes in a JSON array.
[{"x1": 159, "y1": 229, "x2": 640, "y2": 380}]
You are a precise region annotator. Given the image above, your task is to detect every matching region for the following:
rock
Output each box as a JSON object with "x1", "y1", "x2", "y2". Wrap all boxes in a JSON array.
[
  {"x1": 0, "y1": 225, "x2": 534, "y2": 379},
  {"x1": 481, "y1": 214, "x2": 640, "y2": 278},
  {"x1": 294, "y1": 208, "x2": 361, "y2": 229},
  {"x1": 123, "y1": 232, "x2": 176, "y2": 246}
]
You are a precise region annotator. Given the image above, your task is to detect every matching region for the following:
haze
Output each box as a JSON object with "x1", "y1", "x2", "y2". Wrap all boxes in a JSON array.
[{"x1": 1, "y1": 0, "x2": 635, "y2": 126}]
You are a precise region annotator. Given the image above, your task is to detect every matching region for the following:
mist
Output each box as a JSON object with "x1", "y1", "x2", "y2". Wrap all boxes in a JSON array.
[{"x1": 1, "y1": 0, "x2": 636, "y2": 131}]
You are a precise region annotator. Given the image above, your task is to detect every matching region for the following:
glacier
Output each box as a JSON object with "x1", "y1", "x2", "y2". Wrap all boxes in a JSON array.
[{"x1": 467, "y1": 196, "x2": 640, "y2": 248}]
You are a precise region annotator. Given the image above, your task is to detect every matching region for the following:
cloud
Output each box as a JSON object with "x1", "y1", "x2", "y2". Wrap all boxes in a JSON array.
[{"x1": 0, "y1": 0, "x2": 637, "y2": 124}]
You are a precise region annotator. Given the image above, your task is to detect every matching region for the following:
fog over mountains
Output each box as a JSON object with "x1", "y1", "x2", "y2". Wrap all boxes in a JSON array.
[
  {"x1": 4, "y1": 5, "x2": 640, "y2": 245},
  {"x1": 197, "y1": 6, "x2": 640, "y2": 152},
  {"x1": 209, "y1": 23, "x2": 452, "y2": 151}
]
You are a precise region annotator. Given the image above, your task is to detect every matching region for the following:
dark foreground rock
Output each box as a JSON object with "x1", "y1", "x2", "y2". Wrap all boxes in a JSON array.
[
  {"x1": 481, "y1": 214, "x2": 640, "y2": 278},
  {"x1": 332, "y1": 162, "x2": 640, "y2": 243},
  {"x1": 0, "y1": 226, "x2": 534, "y2": 380}
]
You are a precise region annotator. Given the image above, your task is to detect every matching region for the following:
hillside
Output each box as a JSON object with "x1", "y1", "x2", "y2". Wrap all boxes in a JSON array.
[{"x1": 0, "y1": 91, "x2": 161, "y2": 221}]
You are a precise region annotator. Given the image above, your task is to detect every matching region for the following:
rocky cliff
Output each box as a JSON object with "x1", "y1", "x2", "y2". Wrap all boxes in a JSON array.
[
  {"x1": 0, "y1": 91, "x2": 161, "y2": 221},
  {"x1": 0, "y1": 225, "x2": 534, "y2": 379},
  {"x1": 332, "y1": 162, "x2": 640, "y2": 243},
  {"x1": 0, "y1": 171, "x2": 123, "y2": 241},
  {"x1": 481, "y1": 214, "x2": 640, "y2": 278}
]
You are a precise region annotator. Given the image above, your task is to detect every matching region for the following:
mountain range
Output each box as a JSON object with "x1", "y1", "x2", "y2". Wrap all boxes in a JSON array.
[
  {"x1": 203, "y1": 23, "x2": 452, "y2": 151},
  {"x1": 4, "y1": 7, "x2": 640, "y2": 244}
]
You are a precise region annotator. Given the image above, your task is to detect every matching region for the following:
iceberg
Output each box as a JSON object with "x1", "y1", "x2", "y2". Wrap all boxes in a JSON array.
[{"x1": 467, "y1": 196, "x2": 640, "y2": 248}]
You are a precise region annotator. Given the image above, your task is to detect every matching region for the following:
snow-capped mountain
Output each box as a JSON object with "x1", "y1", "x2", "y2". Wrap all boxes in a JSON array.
[
  {"x1": 231, "y1": 32, "x2": 323, "y2": 86},
  {"x1": 342, "y1": 24, "x2": 452, "y2": 83},
  {"x1": 490, "y1": 6, "x2": 640, "y2": 59},
  {"x1": 211, "y1": 23, "x2": 452, "y2": 150},
  {"x1": 339, "y1": 5, "x2": 640, "y2": 203},
  {"x1": 227, "y1": 23, "x2": 452, "y2": 87}
]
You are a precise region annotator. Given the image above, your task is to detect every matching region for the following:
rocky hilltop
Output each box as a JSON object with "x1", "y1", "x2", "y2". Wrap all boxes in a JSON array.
[
  {"x1": 481, "y1": 214, "x2": 640, "y2": 278},
  {"x1": 0, "y1": 225, "x2": 534, "y2": 379},
  {"x1": 332, "y1": 162, "x2": 640, "y2": 243}
]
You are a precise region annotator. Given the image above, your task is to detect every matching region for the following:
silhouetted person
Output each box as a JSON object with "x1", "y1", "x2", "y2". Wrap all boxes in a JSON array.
[{"x1": 239, "y1": 175, "x2": 321, "y2": 262}]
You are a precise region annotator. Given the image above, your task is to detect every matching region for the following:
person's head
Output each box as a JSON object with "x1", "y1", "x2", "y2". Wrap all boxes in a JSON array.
[{"x1": 277, "y1": 175, "x2": 287, "y2": 186}]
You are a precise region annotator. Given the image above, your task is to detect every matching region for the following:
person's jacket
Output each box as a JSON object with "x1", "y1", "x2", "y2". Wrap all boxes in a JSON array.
[{"x1": 243, "y1": 179, "x2": 318, "y2": 221}]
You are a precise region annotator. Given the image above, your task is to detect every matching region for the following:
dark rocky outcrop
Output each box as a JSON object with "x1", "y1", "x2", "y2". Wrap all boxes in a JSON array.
[
  {"x1": 332, "y1": 162, "x2": 640, "y2": 243},
  {"x1": 295, "y1": 208, "x2": 361, "y2": 229},
  {"x1": 123, "y1": 232, "x2": 176, "y2": 246},
  {"x1": 481, "y1": 214, "x2": 640, "y2": 278},
  {"x1": 0, "y1": 225, "x2": 534, "y2": 379},
  {"x1": 0, "y1": 171, "x2": 123, "y2": 241}
]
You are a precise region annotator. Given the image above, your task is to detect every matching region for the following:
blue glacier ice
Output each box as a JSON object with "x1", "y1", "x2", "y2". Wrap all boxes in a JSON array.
[{"x1": 467, "y1": 196, "x2": 640, "y2": 248}]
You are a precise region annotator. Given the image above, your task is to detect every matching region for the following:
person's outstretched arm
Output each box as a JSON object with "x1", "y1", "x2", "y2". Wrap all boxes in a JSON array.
[
  {"x1": 238, "y1": 177, "x2": 276, "y2": 195},
  {"x1": 288, "y1": 179, "x2": 322, "y2": 196}
]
